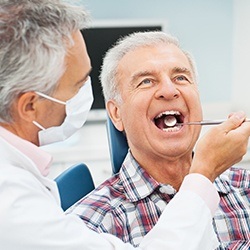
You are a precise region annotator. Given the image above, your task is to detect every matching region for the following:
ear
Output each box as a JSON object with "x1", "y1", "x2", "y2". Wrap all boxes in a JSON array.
[
  {"x1": 16, "y1": 92, "x2": 39, "y2": 122},
  {"x1": 106, "y1": 100, "x2": 124, "y2": 132}
]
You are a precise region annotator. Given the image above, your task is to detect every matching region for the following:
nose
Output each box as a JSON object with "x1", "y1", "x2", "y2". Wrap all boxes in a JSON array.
[{"x1": 155, "y1": 78, "x2": 180, "y2": 100}]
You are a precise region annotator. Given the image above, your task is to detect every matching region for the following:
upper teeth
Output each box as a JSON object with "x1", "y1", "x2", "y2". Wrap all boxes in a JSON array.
[{"x1": 156, "y1": 110, "x2": 180, "y2": 119}]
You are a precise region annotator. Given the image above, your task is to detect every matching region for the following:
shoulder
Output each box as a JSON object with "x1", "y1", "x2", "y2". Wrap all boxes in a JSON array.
[
  {"x1": 215, "y1": 167, "x2": 250, "y2": 189},
  {"x1": 68, "y1": 174, "x2": 127, "y2": 228},
  {"x1": 75, "y1": 174, "x2": 126, "y2": 208},
  {"x1": 227, "y1": 167, "x2": 250, "y2": 189},
  {"x1": 214, "y1": 167, "x2": 250, "y2": 205},
  {"x1": 0, "y1": 164, "x2": 40, "y2": 188}
]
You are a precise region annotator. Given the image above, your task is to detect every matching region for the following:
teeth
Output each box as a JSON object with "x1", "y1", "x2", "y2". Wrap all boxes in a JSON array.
[
  {"x1": 163, "y1": 126, "x2": 181, "y2": 132},
  {"x1": 154, "y1": 110, "x2": 182, "y2": 132},
  {"x1": 156, "y1": 110, "x2": 180, "y2": 119}
]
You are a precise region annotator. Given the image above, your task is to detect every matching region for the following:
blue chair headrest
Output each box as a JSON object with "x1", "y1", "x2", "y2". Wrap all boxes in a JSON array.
[
  {"x1": 55, "y1": 163, "x2": 95, "y2": 211},
  {"x1": 106, "y1": 116, "x2": 129, "y2": 174}
]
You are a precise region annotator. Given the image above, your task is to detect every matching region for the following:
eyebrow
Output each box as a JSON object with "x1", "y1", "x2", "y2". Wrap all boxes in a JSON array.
[
  {"x1": 131, "y1": 70, "x2": 155, "y2": 82},
  {"x1": 131, "y1": 67, "x2": 194, "y2": 83},
  {"x1": 171, "y1": 67, "x2": 193, "y2": 77}
]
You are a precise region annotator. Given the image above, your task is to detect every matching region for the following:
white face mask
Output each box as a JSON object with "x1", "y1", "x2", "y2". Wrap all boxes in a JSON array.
[{"x1": 33, "y1": 78, "x2": 93, "y2": 146}]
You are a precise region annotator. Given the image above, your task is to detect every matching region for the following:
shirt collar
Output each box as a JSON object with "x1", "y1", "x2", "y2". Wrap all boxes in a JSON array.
[
  {"x1": 0, "y1": 126, "x2": 52, "y2": 176},
  {"x1": 119, "y1": 151, "x2": 234, "y2": 199},
  {"x1": 119, "y1": 151, "x2": 161, "y2": 202},
  {"x1": 119, "y1": 151, "x2": 232, "y2": 202}
]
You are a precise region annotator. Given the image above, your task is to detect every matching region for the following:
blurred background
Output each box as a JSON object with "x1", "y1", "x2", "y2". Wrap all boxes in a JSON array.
[{"x1": 44, "y1": 0, "x2": 250, "y2": 186}]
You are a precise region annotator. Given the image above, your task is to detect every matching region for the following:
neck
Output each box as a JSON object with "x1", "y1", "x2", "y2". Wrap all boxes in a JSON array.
[
  {"x1": 0, "y1": 121, "x2": 38, "y2": 146},
  {"x1": 137, "y1": 154, "x2": 193, "y2": 191}
]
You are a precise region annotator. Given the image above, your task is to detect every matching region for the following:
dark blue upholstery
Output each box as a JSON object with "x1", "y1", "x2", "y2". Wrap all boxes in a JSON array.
[
  {"x1": 106, "y1": 116, "x2": 129, "y2": 175},
  {"x1": 55, "y1": 163, "x2": 95, "y2": 211}
]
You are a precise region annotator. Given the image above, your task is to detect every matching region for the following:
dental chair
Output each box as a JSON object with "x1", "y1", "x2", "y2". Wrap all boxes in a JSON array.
[
  {"x1": 55, "y1": 163, "x2": 95, "y2": 211},
  {"x1": 106, "y1": 116, "x2": 129, "y2": 175}
]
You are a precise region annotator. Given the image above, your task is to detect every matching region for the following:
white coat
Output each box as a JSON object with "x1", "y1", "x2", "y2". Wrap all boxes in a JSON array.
[{"x1": 0, "y1": 134, "x2": 219, "y2": 250}]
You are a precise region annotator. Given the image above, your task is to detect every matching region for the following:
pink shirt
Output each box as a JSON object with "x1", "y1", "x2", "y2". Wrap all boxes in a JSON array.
[{"x1": 0, "y1": 126, "x2": 52, "y2": 176}]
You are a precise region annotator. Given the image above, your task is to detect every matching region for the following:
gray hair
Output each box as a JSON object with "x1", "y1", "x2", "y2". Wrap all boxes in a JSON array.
[
  {"x1": 0, "y1": 0, "x2": 90, "y2": 122},
  {"x1": 100, "y1": 31, "x2": 198, "y2": 104}
]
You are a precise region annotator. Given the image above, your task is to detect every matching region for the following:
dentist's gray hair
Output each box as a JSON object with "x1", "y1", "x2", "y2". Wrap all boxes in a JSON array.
[
  {"x1": 0, "y1": 0, "x2": 90, "y2": 122},
  {"x1": 100, "y1": 31, "x2": 198, "y2": 104}
]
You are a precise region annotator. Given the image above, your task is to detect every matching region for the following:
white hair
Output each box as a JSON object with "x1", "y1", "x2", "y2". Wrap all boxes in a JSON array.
[
  {"x1": 100, "y1": 31, "x2": 198, "y2": 104},
  {"x1": 0, "y1": 0, "x2": 90, "y2": 122}
]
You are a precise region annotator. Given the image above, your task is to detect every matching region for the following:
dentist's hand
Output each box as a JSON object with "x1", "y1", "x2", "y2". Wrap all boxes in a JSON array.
[{"x1": 190, "y1": 111, "x2": 250, "y2": 182}]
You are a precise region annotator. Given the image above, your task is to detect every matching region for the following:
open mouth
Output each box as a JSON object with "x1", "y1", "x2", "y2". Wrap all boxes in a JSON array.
[{"x1": 154, "y1": 110, "x2": 184, "y2": 132}]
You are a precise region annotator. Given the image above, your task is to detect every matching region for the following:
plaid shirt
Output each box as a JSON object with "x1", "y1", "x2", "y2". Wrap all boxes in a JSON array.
[{"x1": 68, "y1": 151, "x2": 250, "y2": 249}]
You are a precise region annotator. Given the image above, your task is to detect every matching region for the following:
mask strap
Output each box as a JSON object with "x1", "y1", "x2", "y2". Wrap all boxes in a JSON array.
[
  {"x1": 33, "y1": 121, "x2": 46, "y2": 131},
  {"x1": 35, "y1": 91, "x2": 66, "y2": 105}
]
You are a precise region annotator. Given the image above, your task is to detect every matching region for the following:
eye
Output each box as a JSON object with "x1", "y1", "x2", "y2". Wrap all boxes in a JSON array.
[
  {"x1": 174, "y1": 75, "x2": 191, "y2": 84},
  {"x1": 176, "y1": 75, "x2": 187, "y2": 81},
  {"x1": 137, "y1": 78, "x2": 153, "y2": 88},
  {"x1": 142, "y1": 78, "x2": 152, "y2": 84}
]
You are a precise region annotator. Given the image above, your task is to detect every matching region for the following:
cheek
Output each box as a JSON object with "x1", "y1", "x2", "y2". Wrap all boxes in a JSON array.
[
  {"x1": 46, "y1": 104, "x2": 66, "y2": 126},
  {"x1": 119, "y1": 99, "x2": 144, "y2": 132},
  {"x1": 57, "y1": 105, "x2": 67, "y2": 123},
  {"x1": 185, "y1": 88, "x2": 202, "y2": 115}
]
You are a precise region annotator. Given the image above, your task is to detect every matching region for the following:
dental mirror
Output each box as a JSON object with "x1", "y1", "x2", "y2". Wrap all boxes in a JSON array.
[{"x1": 164, "y1": 116, "x2": 177, "y2": 127}]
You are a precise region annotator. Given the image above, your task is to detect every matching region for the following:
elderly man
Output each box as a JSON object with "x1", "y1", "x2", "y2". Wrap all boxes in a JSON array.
[{"x1": 68, "y1": 31, "x2": 250, "y2": 249}]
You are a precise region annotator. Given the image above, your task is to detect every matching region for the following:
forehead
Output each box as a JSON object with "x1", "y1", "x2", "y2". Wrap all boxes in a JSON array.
[
  {"x1": 52, "y1": 31, "x2": 91, "y2": 99},
  {"x1": 58, "y1": 32, "x2": 91, "y2": 88},
  {"x1": 117, "y1": 43, "x2": 193, "y2": 78},
  {"x1": 64, "y1": 32, "x2": 91, "y2": 76}
]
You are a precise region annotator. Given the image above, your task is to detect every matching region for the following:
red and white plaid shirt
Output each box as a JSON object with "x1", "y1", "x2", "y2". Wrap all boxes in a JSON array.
[{"x1": 68, "y1": 151, "x2": 250, "y2": 249}]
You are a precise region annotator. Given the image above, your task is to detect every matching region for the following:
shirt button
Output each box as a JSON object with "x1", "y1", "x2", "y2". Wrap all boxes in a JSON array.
[{"x1": 159, "y1": 185, "x2": 176, "y2": 195}]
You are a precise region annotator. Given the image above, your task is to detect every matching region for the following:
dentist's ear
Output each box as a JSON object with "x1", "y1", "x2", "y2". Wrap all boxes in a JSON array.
[
  {"x1": 106, "y1": 100, "x2": 124, "y2": 132},
  {"x1": 16, "y1": 92, "x2": 40, "y2": 122}
]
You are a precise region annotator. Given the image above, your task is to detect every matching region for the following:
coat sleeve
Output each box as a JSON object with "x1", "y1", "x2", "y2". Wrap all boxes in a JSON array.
[{"x1": 0, "y1": 169, "x2": 219, "y2": 250}]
